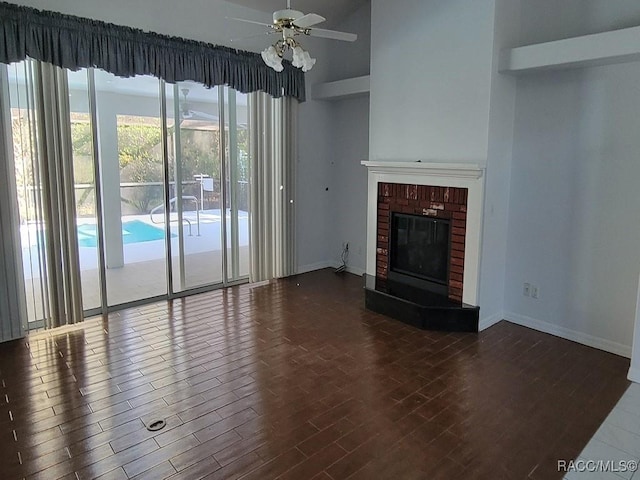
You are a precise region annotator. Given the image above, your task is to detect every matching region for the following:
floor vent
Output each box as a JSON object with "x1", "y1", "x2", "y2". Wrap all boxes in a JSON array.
[{"x1": 143, "y1": 418, "x2": 166, "y2": 432}]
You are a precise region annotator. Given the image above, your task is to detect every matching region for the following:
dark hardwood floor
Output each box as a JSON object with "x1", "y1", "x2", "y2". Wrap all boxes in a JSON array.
[{"x1": 0, "y1": 269, "x2": 630, "y2": 479}]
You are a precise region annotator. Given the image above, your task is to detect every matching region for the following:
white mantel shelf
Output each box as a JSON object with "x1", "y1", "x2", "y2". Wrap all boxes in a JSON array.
[
  {"x1": 361, "y1": 161, "x2": 485, "y2": 180},
  {"x1": 312, "y1": 76, "x2": 370, "y2": 101},
  {"x1": 500, "y1": 25, "x2": 640, "y2": 74}
]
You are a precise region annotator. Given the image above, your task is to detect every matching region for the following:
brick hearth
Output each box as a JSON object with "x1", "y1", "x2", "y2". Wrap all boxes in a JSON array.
[{"x1": 376, "y1": 182, "x2": 468, "y2": 302}]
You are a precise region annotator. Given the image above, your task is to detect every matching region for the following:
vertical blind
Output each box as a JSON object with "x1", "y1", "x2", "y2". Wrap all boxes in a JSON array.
[
  {"x1": 32, "y1": 62, "x2": 84, "y2": 328},
  {"x1": 248, "y1": 92, "x2": 297, "y2": 282}
]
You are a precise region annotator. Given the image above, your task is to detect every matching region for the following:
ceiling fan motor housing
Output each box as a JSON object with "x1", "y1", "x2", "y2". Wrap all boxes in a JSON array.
[{"x1": 273, "y1": 9, "x2": 303, "y2": 25}]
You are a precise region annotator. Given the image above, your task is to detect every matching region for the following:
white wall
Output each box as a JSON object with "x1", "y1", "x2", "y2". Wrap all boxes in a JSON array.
[
  {"x1": 505, "y1": 1, "x2": 640, "y2": 356},
  {"x1": 293, "y1": 27, "x2": 336, "y2": 273},
  {"x1": 320, "y1": 1, "x2": 371, "y2": 84},
  {"x1": 518, "y1": 0, "x2": 640, "y2": 46},
  {"x1": 325, "y1": 2, "x2": 371, "y2": 274},
  {"x1": 369, "y1": 0, "x2": 495, "y2": 163},
  {"x1": 296, "y1": 89, "x2": 335, "y2": 273},
  {"x1": 477, "y1": 0, "x2": 519, "y2": 328},
  {"x1": 326, "y1": 96, "x2": 370, "y2": 274}
]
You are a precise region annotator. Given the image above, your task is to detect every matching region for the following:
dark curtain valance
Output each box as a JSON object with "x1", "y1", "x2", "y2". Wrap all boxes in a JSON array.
[{"x1": 0, "y1": 2, "x2": 306, "y2": 101}]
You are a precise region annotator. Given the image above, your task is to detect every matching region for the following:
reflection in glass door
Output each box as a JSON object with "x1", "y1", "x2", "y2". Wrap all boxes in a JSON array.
[
  {"x1": 93, "y1": 70, "x2": 168, "y2": 306},
  {"x1": 166, "y1": 82, "x2": 250, "y2": 291}
]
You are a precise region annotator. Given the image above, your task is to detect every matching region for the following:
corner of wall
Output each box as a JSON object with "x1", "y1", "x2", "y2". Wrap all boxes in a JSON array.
[
  {"x1": 478, "y1": 0, "x2": 521, "y2": 320},
  {"x1": 479, "y1": 311, "x2": 504, "y2": 331}
]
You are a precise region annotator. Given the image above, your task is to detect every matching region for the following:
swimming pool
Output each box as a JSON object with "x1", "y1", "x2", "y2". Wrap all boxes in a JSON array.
[{"x1": 77, "y1": 220, "x2": 172, "y2": 247}]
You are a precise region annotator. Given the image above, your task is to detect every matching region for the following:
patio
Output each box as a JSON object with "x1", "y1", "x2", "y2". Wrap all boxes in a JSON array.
[{"x1": 20, "y1": 209, "x2": 249, "y2": 318}]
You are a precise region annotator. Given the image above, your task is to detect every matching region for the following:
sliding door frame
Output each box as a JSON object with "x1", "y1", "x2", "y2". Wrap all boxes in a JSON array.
[
  {"x1": 4, "y1": 63, "x2": 250, "y2": 327},
  {"x1": 218, "y1": 86, "x2": 229, "y2": 285},
  {"x1": 85, "y1": 68, "x2": 108, "y2": 318},
  {"x1": 94, "y1": 80, "x2": 248, "y2": 314},
  {"x1": 227, "y1": 88, "x2": 241, "y2": 281}
]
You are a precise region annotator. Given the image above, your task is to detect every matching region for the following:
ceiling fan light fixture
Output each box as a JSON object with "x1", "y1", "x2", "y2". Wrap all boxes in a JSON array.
[
  {"x1": 292, "y1": 45, "x2": 316, "y2": 72},
  {"x1": 237, "y1": 1, "x2": 355, "y2": 74},
  {"x1": 261, "y1": 45, "x2": 284, "y2": 72}
]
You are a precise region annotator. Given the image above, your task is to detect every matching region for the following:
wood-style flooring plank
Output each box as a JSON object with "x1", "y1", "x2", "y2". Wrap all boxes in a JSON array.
[{"x1": 0, "y1": 269, "x2": 630, "y2": 480}]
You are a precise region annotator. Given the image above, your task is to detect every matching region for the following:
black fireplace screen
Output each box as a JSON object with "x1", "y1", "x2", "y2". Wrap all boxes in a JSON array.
[{"x1": 390, "y1": 213, "x2": 450, "y2": 285}]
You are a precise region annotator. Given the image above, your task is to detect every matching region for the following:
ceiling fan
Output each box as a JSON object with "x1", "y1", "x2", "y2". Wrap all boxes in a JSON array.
[
  {"x1": 179, "y1": 88, "x2": 218, "y2": 123},
  {"x1": 230, "y1": 0, "x2": 357, "y2": 72}
]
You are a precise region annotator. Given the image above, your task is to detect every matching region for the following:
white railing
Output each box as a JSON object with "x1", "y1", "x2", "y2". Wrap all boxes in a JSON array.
[{"x1": 149, "y1": 196, "x2": 200, "y2": 237}]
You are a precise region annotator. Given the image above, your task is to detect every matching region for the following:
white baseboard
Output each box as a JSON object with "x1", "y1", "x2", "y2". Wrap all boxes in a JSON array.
[
  {"x1": 330, "y1": 261, "x2": 365, "y2": 277},
  {"x1": 296, "y1": 261, "x2": 333, "y2": 275},
  {"x1": 504, "y1": 311, "x2": 632, "y2": 358},
  {"x1": 298, "y1": 261, "x2": 365, "y2": 277},
  {"x1": 479, "y1": 311, "x2": 503, "y2": 331},
  {"x1": 629, "y1": 366, "x2": 640, "y2": 383},
  {"x1": 346, "y1": 266, "x2": 366, "y2": 276}
]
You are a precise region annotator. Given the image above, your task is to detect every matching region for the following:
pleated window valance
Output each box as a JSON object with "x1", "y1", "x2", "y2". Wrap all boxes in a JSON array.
[{"x1": 0, "y1": 1, "x2": 306, "y2": 101}]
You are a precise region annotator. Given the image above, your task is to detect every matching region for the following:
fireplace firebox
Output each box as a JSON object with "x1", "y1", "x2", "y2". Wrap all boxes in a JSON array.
[
  {"x1": 374, "y1": 182, "x2": 467, "y2": 302},
  {"x1": 389, "y1": 212, "x2": 450, "y2": 297}
]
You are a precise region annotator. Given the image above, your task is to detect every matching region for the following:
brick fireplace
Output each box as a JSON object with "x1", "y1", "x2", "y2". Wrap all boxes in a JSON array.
[
  {"x1": 362, "y1": 161, "x2": 485, "y2": 307},
  {"x1": 376, "y1": 183, "x2": 468, "y2": 302}
]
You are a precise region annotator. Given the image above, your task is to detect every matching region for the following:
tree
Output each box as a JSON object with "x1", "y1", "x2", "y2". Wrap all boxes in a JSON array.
[
  {"x1": 117, "y1": 121, "x2": 164, "y2": 214},
  {"x1": 67, "y1": 116, "x2": 250, "y2": 215}
]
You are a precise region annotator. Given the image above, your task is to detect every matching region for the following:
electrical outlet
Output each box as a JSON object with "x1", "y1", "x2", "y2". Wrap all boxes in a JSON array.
[
  {"x1": 523, "y1": 283, "x2": 530, "y2": 297},
  {"x1": 531, "y1": 285, "x2": 539, "y2": 299}
]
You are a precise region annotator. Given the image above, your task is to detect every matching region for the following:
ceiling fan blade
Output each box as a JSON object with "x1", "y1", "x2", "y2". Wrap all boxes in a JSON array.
[
  {"x1": 307, "y1": 28, "x2": 357, "y2": 42},
  {"x1": 293, "y1": 13, "x2": 325, "y2": 28},
  {"x1": 227, "y1": 17, "x2": 274, "y2": 29},
  {"x1": 230, "y1": 31, "x2": 277, "y2": 43}
]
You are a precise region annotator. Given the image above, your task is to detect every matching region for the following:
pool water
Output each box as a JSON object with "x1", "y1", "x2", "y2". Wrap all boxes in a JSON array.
[{"x1": 77, "y1": 220, "x2": 171, "y2": 247}]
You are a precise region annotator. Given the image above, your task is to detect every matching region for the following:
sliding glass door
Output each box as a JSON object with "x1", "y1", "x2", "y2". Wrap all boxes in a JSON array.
[
  {"x1": 4, "y1": 60, "x2": 250, "y2": 327},
  {"x1": 166, "y1": 81, "x2": 224, "y2": 291},
  {"x1": 92, "y1": 70, "x2": 169, "y2": 307},
  {"x1": 165, "y1": 82, "x2": 250, "y2": 292}
]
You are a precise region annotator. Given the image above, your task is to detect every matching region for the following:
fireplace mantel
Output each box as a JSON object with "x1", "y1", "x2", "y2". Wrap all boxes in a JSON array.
[
  {"x1": 361, "y1": 161, "x2": 484, "y2": 180},
  {"x1": 362, "y1": 160, "x2": 486, "y2": 307}
]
